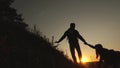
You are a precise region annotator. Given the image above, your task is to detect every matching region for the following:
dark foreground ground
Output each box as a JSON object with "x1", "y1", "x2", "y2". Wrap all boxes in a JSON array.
[{"x1": 80, "y1": 62, "x2": 120, "y2": 68}]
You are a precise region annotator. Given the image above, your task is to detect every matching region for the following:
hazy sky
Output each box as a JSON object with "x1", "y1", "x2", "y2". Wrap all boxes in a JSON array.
[{"x1": 12, "y1": 0, "x2": 120, "y2": 62}]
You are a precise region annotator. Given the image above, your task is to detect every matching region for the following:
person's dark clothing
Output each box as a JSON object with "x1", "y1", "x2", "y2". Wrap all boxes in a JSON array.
[
  {"x1": 58, "y1": 28, "x2": 87, "y2": 62},
  {"x1": 58, "y1": 28, "x2": 86, "y2": 44}
]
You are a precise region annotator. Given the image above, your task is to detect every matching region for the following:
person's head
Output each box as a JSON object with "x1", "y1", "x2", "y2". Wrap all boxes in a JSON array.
[
  {"x1": 95, "y1": 44, "x2": 103, "y2": 58},
  {"x1": 70, "y1": 23, "x2": 75, "y2": 29},
  {"x1": 95, "y1": 44, "x2": 103, "y2": 50}
]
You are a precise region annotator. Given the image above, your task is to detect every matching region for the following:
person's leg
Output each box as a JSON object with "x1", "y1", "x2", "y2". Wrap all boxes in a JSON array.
[
  {"x1": 76, "y1": 44, "x2": 82, "y2": 62},
  {"x1": 70, "y1": 45, "x2": 77, "y2": 63}
]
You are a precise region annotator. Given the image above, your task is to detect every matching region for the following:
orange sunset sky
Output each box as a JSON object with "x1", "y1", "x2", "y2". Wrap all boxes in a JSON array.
[{"x1": 12, "y1": 0, "x2": 120, "y2": 62}]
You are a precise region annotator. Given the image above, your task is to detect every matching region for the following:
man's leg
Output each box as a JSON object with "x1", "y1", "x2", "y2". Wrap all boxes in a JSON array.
[
  {"x1": 76, "y1": 44, "x2": 82, "y2": 62},
  {"x1": 70, "y1": 46, "x2": 77, "y2": 63}
]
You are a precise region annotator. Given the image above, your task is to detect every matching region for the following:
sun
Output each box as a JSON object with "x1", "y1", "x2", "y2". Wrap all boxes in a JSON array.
[
  {"x1": 81, "y1": 57, "x2": 89, "y2": 63},
  {"x1": 76, "y1": 57, "x2": 89, "y2": 63}
]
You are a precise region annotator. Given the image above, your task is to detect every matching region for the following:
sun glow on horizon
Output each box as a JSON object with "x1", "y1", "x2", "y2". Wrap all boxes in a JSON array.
[
  {"x1": 81, "y1": 57, "x2": 89, "y2": 63},
  {"x1": 76, "y1": 56, "x2": 90, "y2": 63}
]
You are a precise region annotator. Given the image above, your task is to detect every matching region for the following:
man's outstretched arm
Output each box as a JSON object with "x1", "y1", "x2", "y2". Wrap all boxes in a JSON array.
[
  {"x1": 56, "y1": 32, "x2": 67, "y2": 43},
  {"x1": 77, "y1": 31, "x2": 87, "y2": 44}
]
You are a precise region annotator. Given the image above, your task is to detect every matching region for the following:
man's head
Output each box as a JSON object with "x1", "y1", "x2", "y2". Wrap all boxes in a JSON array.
[{"x1": 70, "y1": 23, "x2": 75, "y2": 29}]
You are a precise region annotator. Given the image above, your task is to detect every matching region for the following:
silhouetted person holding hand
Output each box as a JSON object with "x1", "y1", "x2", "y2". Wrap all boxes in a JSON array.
[
  {"x1": 55, "y1": 23, "x2": 87, "y2": 63},
  {"x1": 86, "y1": 43, "x2": 120, "y2": 68}
]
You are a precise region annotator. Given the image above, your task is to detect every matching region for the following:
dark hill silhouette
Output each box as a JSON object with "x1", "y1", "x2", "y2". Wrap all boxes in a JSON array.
[
  {"x1": 0, "y1": 23, "x2": 83, "y2": 68},
  {"x1": 0, "y1": 24, "x2": 83, "y2": 68},
  {"x1": 0, "y1": 0, "x2": 83, "y2": 68}
]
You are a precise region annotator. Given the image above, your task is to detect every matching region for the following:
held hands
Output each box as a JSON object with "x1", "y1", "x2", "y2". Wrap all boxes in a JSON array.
[
  {"x1": 84, "y1": 42, "x2": 89, "y2": 45},
  {"x1": 84, "y1": 42, "x2": 91, "y2": 46},
  {"x1": 84, "y1": 42, "x2": 92, "y2": 47}
]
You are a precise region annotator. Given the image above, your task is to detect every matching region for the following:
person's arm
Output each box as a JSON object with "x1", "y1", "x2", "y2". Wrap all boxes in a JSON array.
[
  {"x1": 87, "y1": 43, "x2": 95, "y2": 49},
  {"x1": 77, "y1": 31, "x2": 87, "y2": 44},
  {"x1": 55, "y1": 31, "x2": 67, "y2": 43},
  {"x1": 96, "y1": 49, "x2": 99, "y2": 58}
]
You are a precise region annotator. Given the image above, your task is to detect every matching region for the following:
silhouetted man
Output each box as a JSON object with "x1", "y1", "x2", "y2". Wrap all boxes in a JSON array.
[{"x1": 56, "y1": 23, "x2": 87, "y2": 63}]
